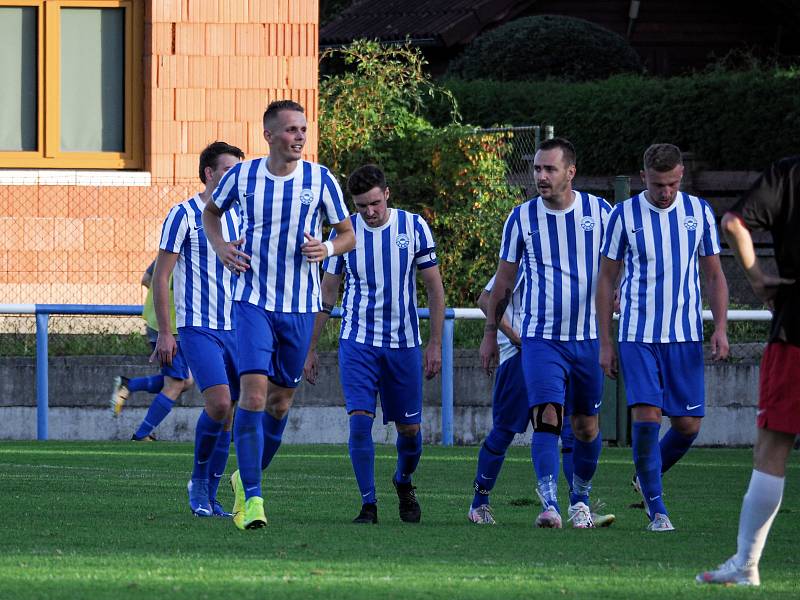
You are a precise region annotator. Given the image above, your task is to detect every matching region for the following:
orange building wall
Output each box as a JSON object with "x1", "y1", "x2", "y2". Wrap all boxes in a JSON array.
[{"x1": 1, "y1": 0, "x2": 320, "y2": 306}]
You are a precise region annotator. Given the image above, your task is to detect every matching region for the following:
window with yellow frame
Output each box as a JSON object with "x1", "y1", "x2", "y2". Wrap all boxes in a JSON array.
[{"x1": 0, "y1": 0, "x2": 142, "y2": 169}]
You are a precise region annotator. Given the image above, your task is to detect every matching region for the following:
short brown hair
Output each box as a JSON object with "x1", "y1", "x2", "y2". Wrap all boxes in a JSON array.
[
  {"x1": 538, "y1": 137, "x2": 576, "y2": 167},
  {"x1": 347, "y1": 164, "x2": 387, "y2": 196},
  {"x1": 643, "y1": 143, "x2": 683, "y2": 172},
  {"x1": 198, "y1": 141, "x2": 244, "y2": 183},
  {"x1": 263, "y1": 100, "x2": 304, "y2": 130}
]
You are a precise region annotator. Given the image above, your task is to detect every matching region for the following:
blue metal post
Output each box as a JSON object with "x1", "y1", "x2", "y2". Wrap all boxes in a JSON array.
[
  {"x1": 441, "y1": 309, "x2": 455, "y2": 446},
  {"x1": 35, "y1": 311, "x2": 49, "y2": 441}
]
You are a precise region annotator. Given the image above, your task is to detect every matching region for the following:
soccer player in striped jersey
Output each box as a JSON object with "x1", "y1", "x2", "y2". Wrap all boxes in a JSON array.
[
  {"x1": 202, "y1": 101, "x2": 356, "y2": 531},
  {"x1": 597, "y1": 143, "x2": 730, "y2": 532},
  {"x1": 151, "y1": 141, "x2": 245, "y2": 517},
  {"x1": 480, "y1": 138, "x2": 612, "y2": 529},
  {"x1": 303, "y1": 164, "x2": 445, "y2": 525}
]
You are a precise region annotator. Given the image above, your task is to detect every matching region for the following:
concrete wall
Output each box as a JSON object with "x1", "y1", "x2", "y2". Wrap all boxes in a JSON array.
[{"x1": 0, "y1": 349, "x2": 761, "y2": 445}]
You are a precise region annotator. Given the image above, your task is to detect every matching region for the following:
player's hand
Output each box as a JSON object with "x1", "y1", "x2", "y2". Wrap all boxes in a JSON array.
[
  {"x1": 301, "y1": 232, "x2": 329, "y2": 263},
  {"x1": 599, "y1": 340, "x2": 618, "y2": 379},
  {"x1": 751, "y1": 274, "x2": 795, "y2": 311},
  {"x1": 424, "y1": 341, "x2": 442, "y2": 380},
  {"x1": 710, "y1": 329, "x2": 730, "y2": 361},
  {"x1": 479, "y1": 330, "x2": 499, "y2": 377},
  {"x1": 304, "y1": 349, "x2": 320, "y2": 385},
  {"x1": 150, "y1": 331, "x2": 177, "y2": 367},
  {"x1": 215, "y1": 237, "x2": 250, "y2": 273}
]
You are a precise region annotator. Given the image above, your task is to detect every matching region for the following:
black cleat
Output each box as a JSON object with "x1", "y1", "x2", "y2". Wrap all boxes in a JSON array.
[
  {"x1": 353, "y1": 503, "x2": 378, "y2": 524},
  {"x1": 393, "y1": 478, "x2": 421, "y2": 523},
  {"x1": 131, "y1": 433, "x2": 157, "y2": 442}
]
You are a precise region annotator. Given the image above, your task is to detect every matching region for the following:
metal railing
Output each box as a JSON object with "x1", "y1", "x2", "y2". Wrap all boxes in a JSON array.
[{"x1": 0, "y1": 304, "x2": 773, "y2": 444}]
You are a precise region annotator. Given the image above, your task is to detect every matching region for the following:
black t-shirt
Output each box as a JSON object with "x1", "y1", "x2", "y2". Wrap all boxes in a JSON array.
[{"x1": 730, "y1": 156, "x2": 800, "y2": 345}]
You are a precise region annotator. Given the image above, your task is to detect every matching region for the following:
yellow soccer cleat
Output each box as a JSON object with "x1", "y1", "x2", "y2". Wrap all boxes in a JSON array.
[
  {"x1": 243, "y1": 496, "x2": 267, "y2": 530},
  {"x1": 110, "y1": 376, "x2": 130, "y2": 417},
  {"x1": 230, "y1": 470, "x2": 246, "y2": 530}
]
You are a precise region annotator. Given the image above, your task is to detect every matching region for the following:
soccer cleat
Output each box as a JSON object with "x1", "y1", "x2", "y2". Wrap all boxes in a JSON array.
[
  {"x1": 111, "y1": 376, "x2": 130, "y2": 416},
  {"x1": 696, "y1": 557, "x2": 760, "y2": 586},
  {"x1": 535, "y1": 506, "x2": 563, "y2": 529},
  {"x1": 242, "y1": 496, "x2": 267, "y2": 530},
  {"x1": 589, "y1": 499, "x2": 615, "y2": 528},
  {"x1": 211, "y1": 499, "x2": 232, "y2": 518},
  {"x1": 187, "y1": 479, "x2": 212, "y2": 517},
  {"x1": 131, "y1": 433, "x2": 157, "y2": 442},
  {"x1": 392, "y1": 478, "x2": 421, "y2": 523},
  {"x1": 567, "y1": 502, "x2": 595, "y2": 528},
  {"x1": 230, "y1": 470, "x2": 246, "y2": 529},
  {"x1": 646, "y1": 512, "x2": 675, "y2": 532},
  {"x1": 468, "y1": 504, "x2": 496, "y2": 525},
  {"x1": 353, "y1": 503, "x2": 378, "y2": 524}
]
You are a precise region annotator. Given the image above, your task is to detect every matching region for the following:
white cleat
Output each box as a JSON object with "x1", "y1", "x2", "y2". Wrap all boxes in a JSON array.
[
  {"x1": 468, "y1": 504, "x2": 496, "y2": 525},
  {"x1": 567, "y1": 502, "x2": 595, "y2": 528},
  {"x1": 646, "y1": 512, "x2": 675, "y2": 532},
  {"x1": 696, "y1": 556, "x2": 760, "y2": 586},
  {"x1": 589, "y1": 499, "x2": 615, "y2": 527},
  {"x1": 535, "y1": 506, "x2": 563, "y2": 529}
]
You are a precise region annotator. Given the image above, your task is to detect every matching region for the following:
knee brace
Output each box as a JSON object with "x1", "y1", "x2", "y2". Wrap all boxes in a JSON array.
[{"x1": 532, "y1": 403, "x2": 563, "y2": 436}]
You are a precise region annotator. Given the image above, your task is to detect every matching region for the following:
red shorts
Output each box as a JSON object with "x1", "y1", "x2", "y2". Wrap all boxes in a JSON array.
[{"x1": 758, "y1": 342, "x2": 800, "y2": 434}]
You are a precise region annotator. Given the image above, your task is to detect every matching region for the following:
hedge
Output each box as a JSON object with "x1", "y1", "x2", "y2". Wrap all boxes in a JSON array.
[{"x1": 427, "y1": 70, "x2": 800, "y2": 174}]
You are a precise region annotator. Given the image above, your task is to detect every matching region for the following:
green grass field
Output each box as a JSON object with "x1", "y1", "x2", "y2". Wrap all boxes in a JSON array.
[{"x1": 1, "y1": 443, "x2": 797, "y2": 599}]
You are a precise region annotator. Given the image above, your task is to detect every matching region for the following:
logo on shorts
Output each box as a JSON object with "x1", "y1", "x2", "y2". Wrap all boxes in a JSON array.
[
  {"x1": 686, "y1": 403, "x2": 702, "y2": 411},
  {"x1": 684, "y1": 216, "x2": 698, "y2": 231},
  {"x1": 299, "y1": 188, "x2": 314, "y2": 205},
  {"x1": 404, "y1": 411, "x2": 420, "y2": 418},
  {"x1": 580, "y1": 217, "x2": 595, "y2": 231},
  {"x1": 396, "y1": 233, "x2": 410, "y2": 249}
]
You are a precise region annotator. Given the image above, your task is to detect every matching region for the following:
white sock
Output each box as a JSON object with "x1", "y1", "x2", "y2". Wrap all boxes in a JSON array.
[{"x1": 734, "y1": 469, "x2": 784, "y2": 569}]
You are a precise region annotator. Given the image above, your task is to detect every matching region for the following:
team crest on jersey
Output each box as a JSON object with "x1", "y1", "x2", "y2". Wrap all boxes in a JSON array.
[
  {"x1": 299, "y1": 188, "x2": 314, "y2": 205},
  {"x1": 395, "y1": 233, "x2": 410, "y2": 249},
  {"x1": 684, "y1": 216, "x2": 698, "y2": 231},
  {"x1": 580, "y1": 217, "x2": 595, "y2": 231}
]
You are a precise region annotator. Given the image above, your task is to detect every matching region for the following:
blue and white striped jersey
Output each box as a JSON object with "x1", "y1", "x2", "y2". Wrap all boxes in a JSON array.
[
  {"x1": 212, "y1": 158, "x2": 349, "y2": 313},
  {"x1": 601, "y1": 192, "x2": 721, "y2": 343},
  {"x1": 485, "y1": 268, "x2": 525, "y2": 365},
  {"x1": 323, "y1": 209, "x2": 438, "y2": 348},
  {"x1": 159, "y1": 195, "x2": 240, "y2": 329},
  {"x1": 499, "y1": 191, "x2": 612, "y2": 341}
]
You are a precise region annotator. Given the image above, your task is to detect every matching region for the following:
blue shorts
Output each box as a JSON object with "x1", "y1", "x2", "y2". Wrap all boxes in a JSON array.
[
  {"x1": 339, "y1": 338, "x2": 422, "y2": 425},
  {"x1": 178, "y1": 326, "x2": 239, "y2": 401},
  {"x1": 492, "y1": 352, "x2": 530, "y2": 433},
  {"x1": 148, "y1": 337, "x2": 191, "y2": 381},
  {"x1": 521, "y1": 337, "x2": 603, "y2": 416},
  {"x1": 619, "y1": 341, "x2": 705, "y2": 417},
  {"x1": 234, "y1": 301, "x2": 315, "y2": 388}
]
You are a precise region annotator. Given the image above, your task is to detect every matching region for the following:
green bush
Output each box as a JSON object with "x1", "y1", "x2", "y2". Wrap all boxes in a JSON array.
[
  {"x1": 448, "y1": 15, "x2": 642, "y2": 82},
  {"x1": 428, "y1": 70, "x2": 800, "y2": 173}
]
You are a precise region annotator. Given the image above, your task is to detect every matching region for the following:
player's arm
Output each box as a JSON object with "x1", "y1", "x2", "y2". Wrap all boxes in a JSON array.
[
  {"x1": 202, "y1": 202, "x2": 250, "y2": 273},
  {"x1": 699, "y1": 253, "x2": 730, "y2": 361},
  {"x1": 477, "y1": 289, "x2": 520, "y2": 347},
  {"x1": 420, "y1": 265, "x2": 445, "y2": 380},
  {"x1": 301, "y1": 219, "x2": 356, "y2": 263},
  {"x1": 303, "y1": 272, "x2": 343, "y2": 385},
  {"x1": 479, "y1": 259, "x2": 518, "y2": 374},
  {"x1": 721, "y1": 212, "x2": 795, "y2": 308},
  {"x1": 597, "y1": 256, "x2": 621, "y2": 379},
  {"x1": 150, "y1": 250, "x2": 180, "y2": 366}
]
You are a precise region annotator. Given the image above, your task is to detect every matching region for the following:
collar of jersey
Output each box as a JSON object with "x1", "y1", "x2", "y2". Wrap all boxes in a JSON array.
[
  {"x1": 359, "y1": 207, "x2": 396, "y2": 232},
  {"x1": 538, "y1": 190, "x2": 578, "y2": 215},
  {"x1": 263, "y1": 157, "x2": 301, "y2": 181},
  {"x1": 640, "y1": 191, "x2": 680, "y2": 214}
]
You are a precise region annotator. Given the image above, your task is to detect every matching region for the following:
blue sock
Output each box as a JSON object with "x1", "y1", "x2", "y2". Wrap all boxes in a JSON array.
[
  {"x1": 133, "y1": 393, "x2": 174, "y2": 439},
  {"x1": 234, "y1": 408, "x2": 264, "y2": 500},
  {"x1": 532, "y1": 430, "x2": 561, "y2": 513},
  {"x1": 127, "y1": 375, "x2": 164, "y2": 394},
  {"x1": 659, "y1": 427, "x2": 697, "y2": 474},
  {"x1": 261, "y1": 412, "x2": 288, "y2": 471},
  {"x1": 191, "y1": 410, "x2": 223, "y2": 480},
  {"x1": 394, "y1": 430, "x2": 422, "y2": 484},
  {"x1": 472, "y1": 427, "x2": 516, "y2": 509},
  {"x1": 632, "y1": 421, "x2": 667, "y2": 517},
  {"x1": 570, "y1": 433, "x2": 602, "y2": 506},
  {"x1": 208, "y1": 429, "x2": 231, "y2": 502},
  {"x1": 560, "y1": 421, "x2": 575, "y2": 495},
  {"x1": 349, "y1": 415, "x2": 376, "y2": 504}
]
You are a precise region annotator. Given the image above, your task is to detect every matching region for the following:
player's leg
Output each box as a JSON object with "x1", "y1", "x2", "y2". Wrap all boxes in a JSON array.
[
  {"x1": 112, "y1": 328, "x2": 165, "y2": 415},
  {"x1": 209, "y1": 333, "x2": 239, "y2": 516},
  {"x1": 339, "y1": 339, "x2": 380, "y2": 523},
  {"x1": 522, "y1": 338, "x2": 567, "y2": 528},
  {"x1": 560, "y1": 417, "x2": 575, "y2": 495},
  {"x1": 470, "y1": 352, "x2": 527, "y2": 524}
]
